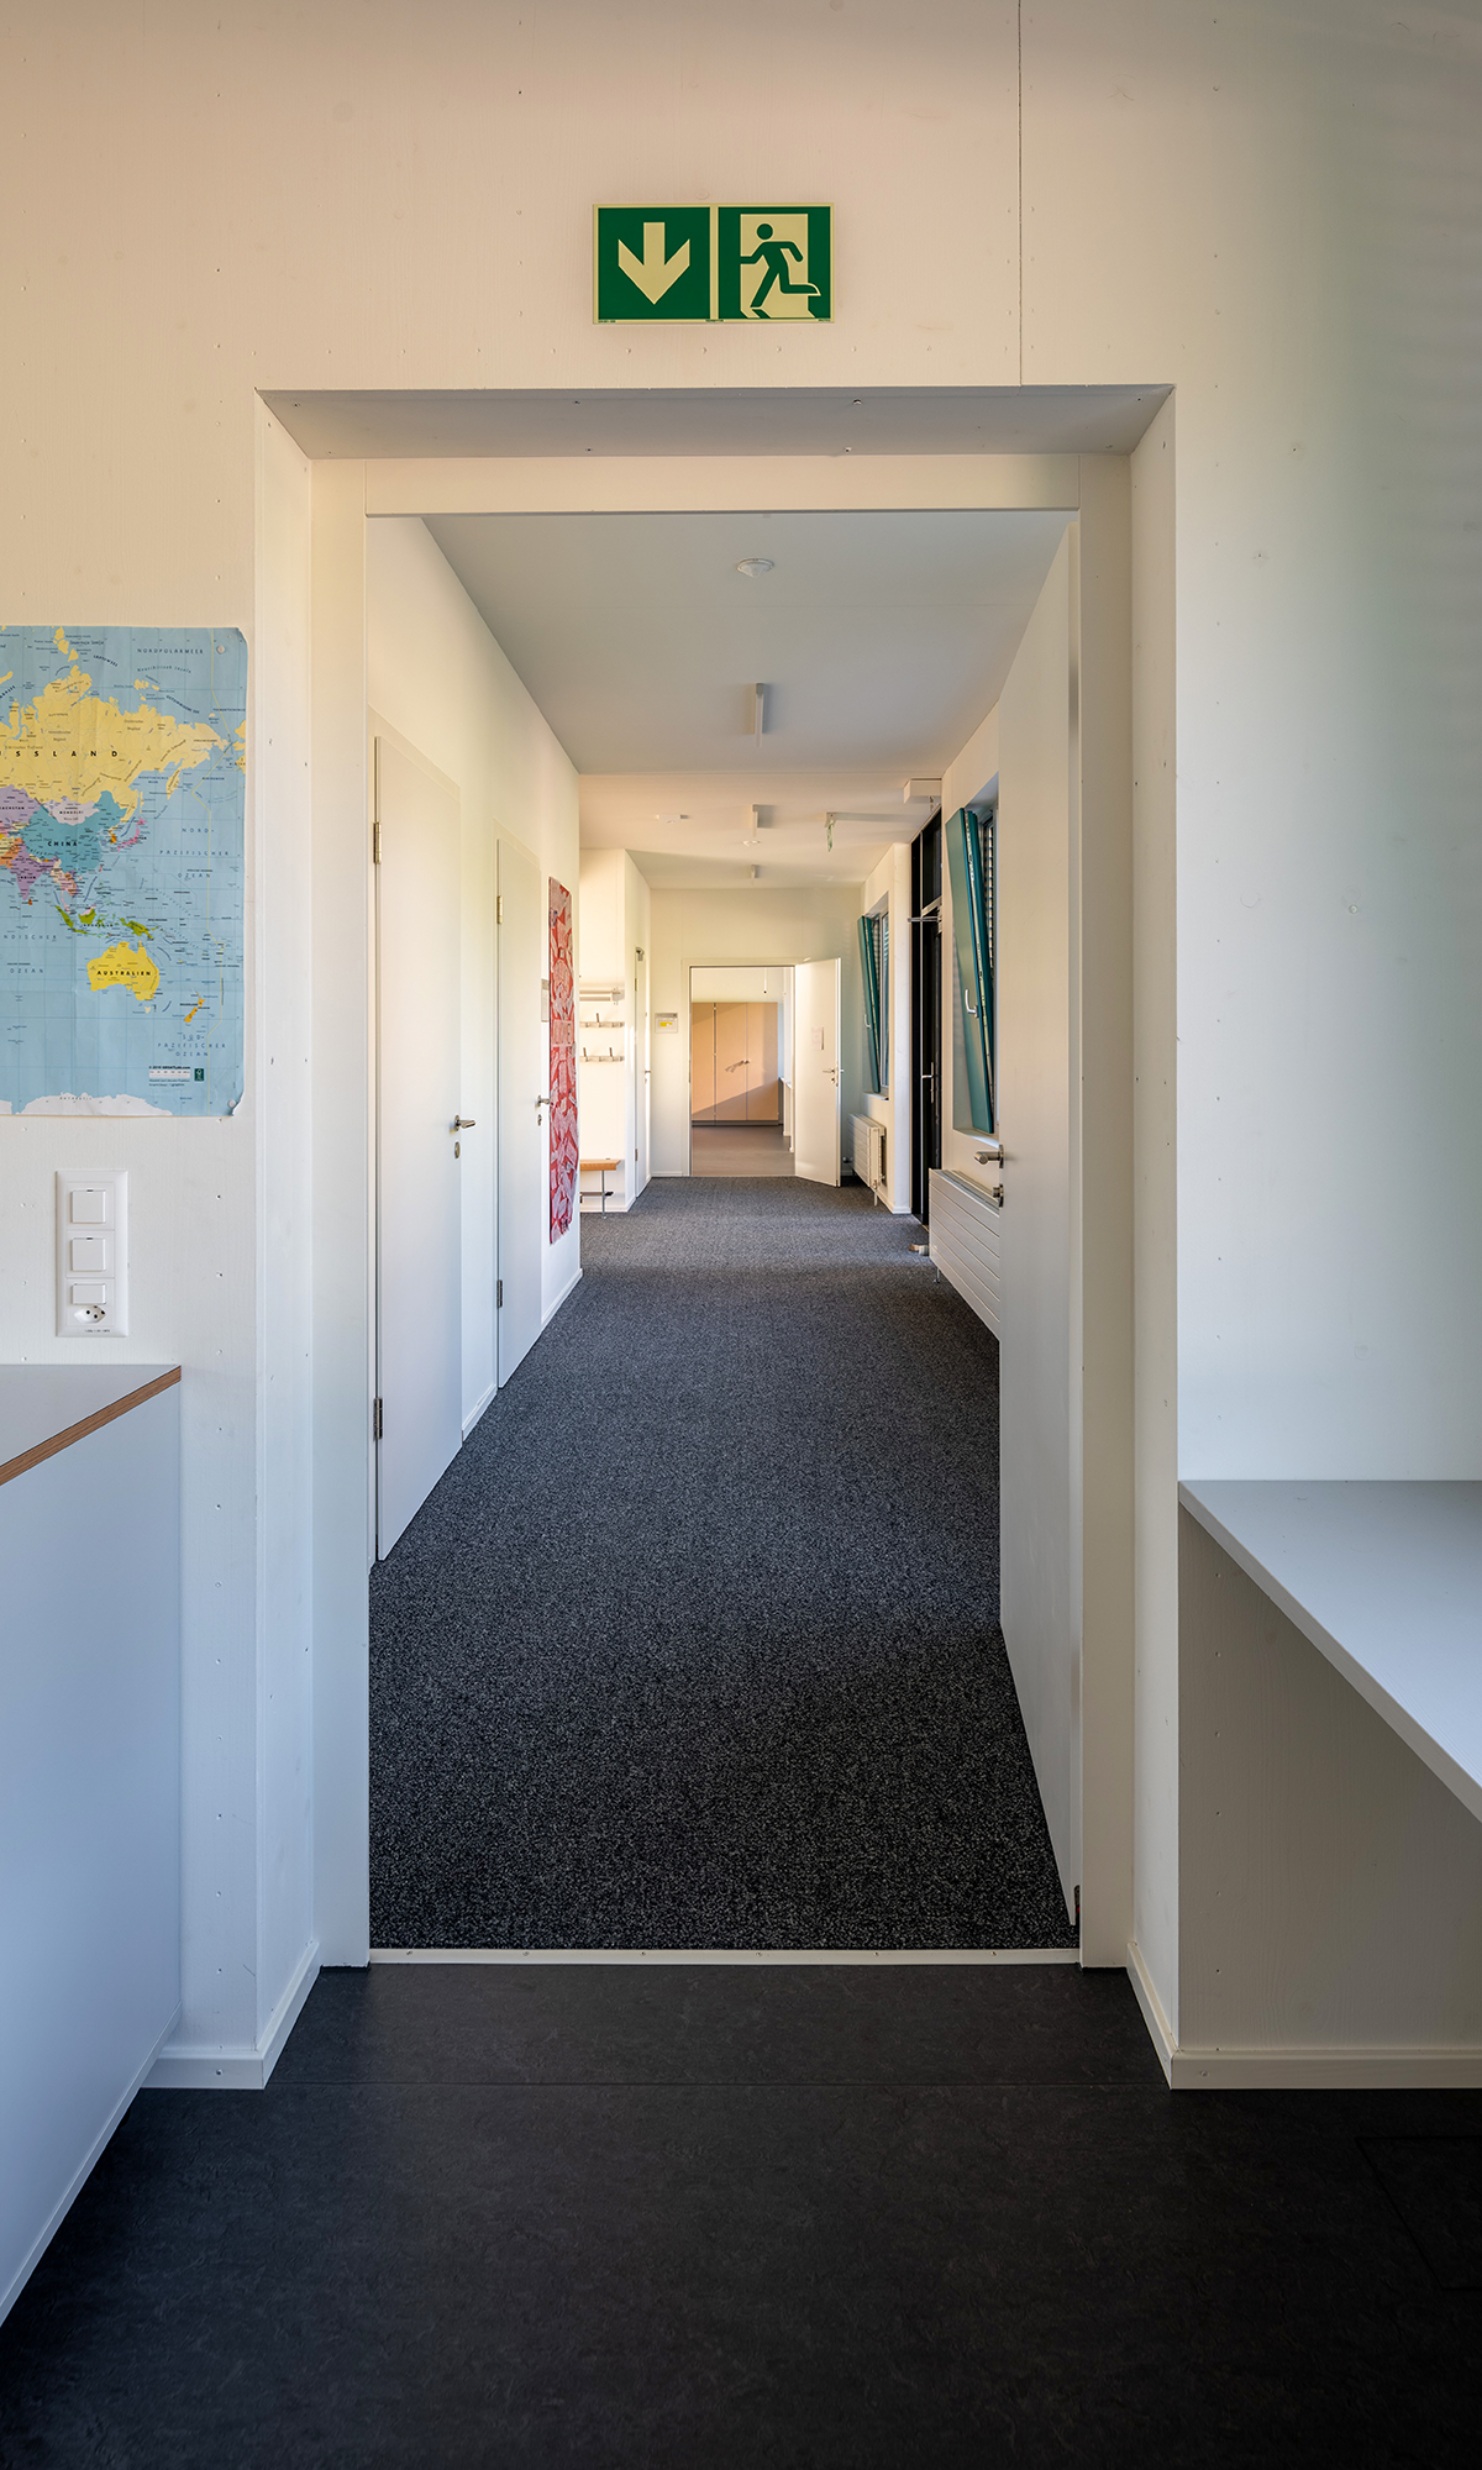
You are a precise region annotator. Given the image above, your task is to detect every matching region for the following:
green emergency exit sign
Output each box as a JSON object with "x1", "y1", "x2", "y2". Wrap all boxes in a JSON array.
[{"x1": 594, "y1": 206, "x2": 832, "y2": 322}]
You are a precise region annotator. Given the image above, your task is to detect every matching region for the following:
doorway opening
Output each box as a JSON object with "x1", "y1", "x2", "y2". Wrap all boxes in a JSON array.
[
  {"x1": 689, "y1": 963, "x2": 792, "y2": 1177},
  {"x1": 280, "y1": 392, "x2": 1157, "y2": 1974},
  {"x1": 358, "y1": 494, "x2": 1085, "y2": 1955}
]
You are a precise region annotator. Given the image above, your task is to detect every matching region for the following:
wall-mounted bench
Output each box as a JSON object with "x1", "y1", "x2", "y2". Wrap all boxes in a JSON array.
[
  {"x1": 0, "y1": 1366, "x2": 182, "y2": 2325},
  {"x1": 1145, "y1": 1479, "x2": 1482, "y2": 2088}
]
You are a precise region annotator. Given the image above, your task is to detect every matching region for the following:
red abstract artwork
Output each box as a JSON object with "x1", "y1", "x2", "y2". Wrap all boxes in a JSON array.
[{"x1": 548, "y1": 876, "x2": 578, "y2": 1239}]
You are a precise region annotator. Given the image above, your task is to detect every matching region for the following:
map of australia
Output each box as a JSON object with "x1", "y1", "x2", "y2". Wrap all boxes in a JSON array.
[{"x1": 0, "y1": 624, "x2": 246, "y2": 1115}]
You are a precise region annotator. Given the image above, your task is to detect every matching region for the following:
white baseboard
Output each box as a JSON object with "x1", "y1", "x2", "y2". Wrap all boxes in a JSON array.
[
  {"x1": 1126, "y1": 1937, "x2": 1482, "y2": 2088},
  {"x1": 461, "y1": 1379, "x2": 497, "y2": 1439},
  {"x1": 1126, "y1": 1937, "x2": 1177, "y2": 2084},
  {"x1": 145, "y1": 1938, "x2": 320, "y2": 2091},
  {"x1": 542, "y1": 1264, "x2": 582, "y2": 1326},
  {"x1": 0, "y1": 2005, "x2": 181, "y2": 2330},
  {"x1": 371, "y1": 1946, "x2": 1083, "y2": 1967}
]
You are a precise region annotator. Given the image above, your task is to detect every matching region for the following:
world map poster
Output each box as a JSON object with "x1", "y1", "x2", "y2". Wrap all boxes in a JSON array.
[
  {"x1": 548, "y1": 876, "x2": 578, "y2": 1238},
  {"x1": 0, "y1": 624, "x2": 247, "y2": 1116}
]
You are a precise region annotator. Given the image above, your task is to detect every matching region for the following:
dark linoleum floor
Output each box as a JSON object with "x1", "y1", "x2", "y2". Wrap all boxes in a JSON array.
[{"x1": 2, "y1": 1962, "x2": 1479, "y2": 2467}]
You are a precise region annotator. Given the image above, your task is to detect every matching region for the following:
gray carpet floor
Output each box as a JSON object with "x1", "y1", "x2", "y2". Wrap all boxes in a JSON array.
[{"x1": 370, "y1": 1176, "x2": 1076, "y2": 1949}]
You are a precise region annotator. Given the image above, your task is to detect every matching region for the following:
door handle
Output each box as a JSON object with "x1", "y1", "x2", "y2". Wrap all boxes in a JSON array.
[
  {"x1": 535, "y1": 1094, "x2": 550, "y2": 1113},
  {"x1": 452, "y1": 1117, "x2": 476, "y2": 1131}
]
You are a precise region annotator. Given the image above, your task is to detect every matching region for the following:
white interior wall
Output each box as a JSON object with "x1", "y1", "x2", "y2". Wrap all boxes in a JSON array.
[
  {"x1": 366, "y1": 516, "x2": 581, "y2": 1385},
  {"x1": 1023, "y1": 0, "x2": 1482, "y2": 1481},
  {"x1": 650, "y1": 885, "x2": 866, "y2": 1175},
  {"x1": 2, "y1": 0, "x2": 1477, "y2": 2079},
  {"x1": 860, "y1": 843, "x2": 914, "y2": 1212}
]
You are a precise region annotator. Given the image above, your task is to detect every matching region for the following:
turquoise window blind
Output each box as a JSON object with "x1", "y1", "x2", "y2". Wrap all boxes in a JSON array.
[
  {"x1": 946, "y1": 805, "x2": 995, "y2": 1135},
  {"x1": 859, "y1": 910, "x2": 888, "y2": 1095}
]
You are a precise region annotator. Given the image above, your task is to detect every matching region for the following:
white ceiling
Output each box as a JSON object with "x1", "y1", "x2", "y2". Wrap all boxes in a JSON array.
[
  {"x1": 423, "y1": 508, "x2": 1069, "y2": 884},
  {"x1": 576, "y1": 769, "x2": 937, "y2": 890}
]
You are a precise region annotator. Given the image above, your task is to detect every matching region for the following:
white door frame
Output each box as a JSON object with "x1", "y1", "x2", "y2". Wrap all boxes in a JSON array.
[
  {"x1": 791, "y1": 957, "x2": 843, "y2": 1187},
  {"x1": 685, "y1": 959, "x2": 795, "y2": 1170},
  {"x1": 303, "y1": 418, "x2": 1147, "y2": 1970}
]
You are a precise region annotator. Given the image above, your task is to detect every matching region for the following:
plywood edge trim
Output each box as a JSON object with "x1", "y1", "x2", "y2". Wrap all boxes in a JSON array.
[{"x1": 0, "y1": 1365, "x2": 182, "y2": 1489}]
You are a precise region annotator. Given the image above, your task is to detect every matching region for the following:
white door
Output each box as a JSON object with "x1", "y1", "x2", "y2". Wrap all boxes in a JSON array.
[
  {"x1": 793, "y1": 957, "x2": 842, "y2": 1186},
  {"x1": 376, "y1": 736, "x2": 463, "y2": 1558},
  {"x1": 498, "y1": 834, "x2": 544, "y2": 1381},
  {"x1": 634, "y1": 946, "x2": 650, "y2": 1196}
]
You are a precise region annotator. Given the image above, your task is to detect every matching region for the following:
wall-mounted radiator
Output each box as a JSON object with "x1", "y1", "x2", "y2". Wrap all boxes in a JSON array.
[
  {"x1": 850, "y1": 1113, "x2": 887, "y2": 1203},
  {"x1": 928, "y1": 1168, "x2": 1001, "y2": 1335}
]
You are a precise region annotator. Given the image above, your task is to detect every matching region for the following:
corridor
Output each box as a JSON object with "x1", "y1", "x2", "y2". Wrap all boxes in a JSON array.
[{"x1": 370, "y1": 1178, "x2": 1072, "y2": 1951}]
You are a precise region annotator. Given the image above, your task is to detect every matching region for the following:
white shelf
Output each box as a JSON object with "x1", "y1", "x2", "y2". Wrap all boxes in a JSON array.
[{"x1": 1179, "y1": 1478, "x2": 1482, "y2": 1826}]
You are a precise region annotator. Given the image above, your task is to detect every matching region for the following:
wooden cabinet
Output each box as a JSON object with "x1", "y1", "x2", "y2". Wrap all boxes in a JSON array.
[{"x1": 690, "y1": 1000, "x2": 781, "y2": 1125}]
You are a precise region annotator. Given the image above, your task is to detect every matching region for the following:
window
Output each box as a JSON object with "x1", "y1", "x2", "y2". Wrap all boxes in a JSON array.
[
  {"x1": 859, "y1": 906, "x2": 889, "y2": 1095},
  {"x1": 947, "y1": 804, "x2": 995, "y2": 1135}
]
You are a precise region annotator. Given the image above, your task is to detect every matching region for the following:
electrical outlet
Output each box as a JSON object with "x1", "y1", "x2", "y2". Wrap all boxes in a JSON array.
[{"x1": 56, "y1": 1170, "x2": 129, "y2": 1335}]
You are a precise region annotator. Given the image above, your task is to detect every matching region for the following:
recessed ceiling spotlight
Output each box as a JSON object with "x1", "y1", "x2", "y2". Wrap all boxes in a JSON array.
[{"x1": 735, "y1": 557, "x2": 775, "y2": 579}]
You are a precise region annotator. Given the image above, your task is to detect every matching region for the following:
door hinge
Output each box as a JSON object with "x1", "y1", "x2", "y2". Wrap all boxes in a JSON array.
[
  {"x1": 372, "y1": 1397, "x2": 383, "y2": 1440},
  {"x1": 496, "y1": 893, "x2": 504, "y2": 924},
  {"x1": 372, "y1": 819, "x2": 382, "y2": 865},
  {"x1": 496, "y1": 1278, "x2": 503, "y2": 1308}
]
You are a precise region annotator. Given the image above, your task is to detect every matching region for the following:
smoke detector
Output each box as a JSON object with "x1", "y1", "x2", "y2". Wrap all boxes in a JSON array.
[{"x1": 735, "y1": 558, "x2": 775, "y2": 579}]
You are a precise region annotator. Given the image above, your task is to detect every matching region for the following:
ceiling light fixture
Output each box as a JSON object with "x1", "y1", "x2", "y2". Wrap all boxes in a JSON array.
[{"x1": 735, "y1": 558, "x2": 775, "y2": 579}]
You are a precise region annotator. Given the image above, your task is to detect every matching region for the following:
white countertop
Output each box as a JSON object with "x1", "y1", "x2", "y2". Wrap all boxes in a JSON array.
[
  {"x1": 1180, "y1": 1479, "x2": 1482, "y2": 1827},
  {"x1": 0, "y1": 1365, "x2": 180, "y2": 1486}
]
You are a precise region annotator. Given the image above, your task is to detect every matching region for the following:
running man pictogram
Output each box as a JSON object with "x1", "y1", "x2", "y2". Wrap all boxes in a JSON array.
[{"x1": 740, "y1": 223, "x2": 820, "y2": 316}]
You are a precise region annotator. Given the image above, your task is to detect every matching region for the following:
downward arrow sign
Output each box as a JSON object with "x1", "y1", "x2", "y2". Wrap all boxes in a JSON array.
[{"x1": 617, "y1": 222, "x2": 691, "y2": 304}]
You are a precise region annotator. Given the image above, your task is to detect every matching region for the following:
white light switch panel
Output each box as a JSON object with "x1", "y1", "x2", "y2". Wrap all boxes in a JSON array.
[{"x1": 56, "y1": 1171, "x2": 129, "y2": 1336}]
